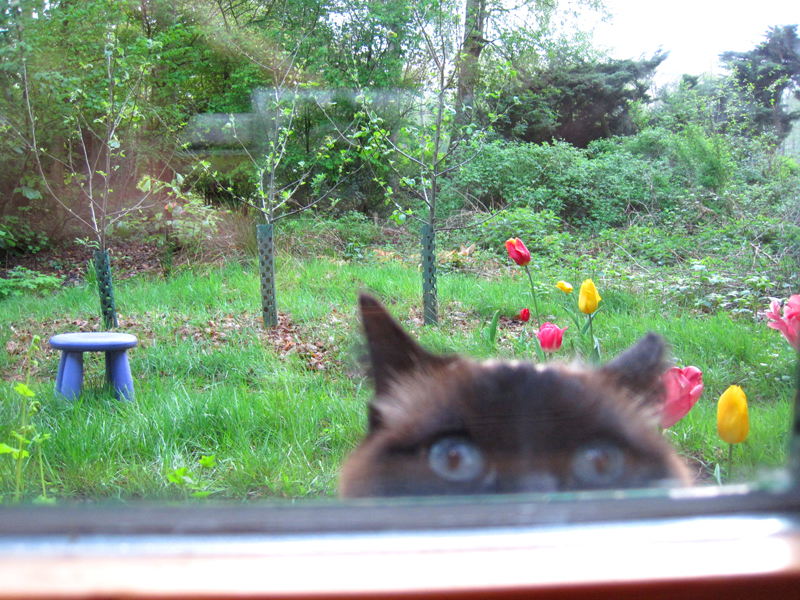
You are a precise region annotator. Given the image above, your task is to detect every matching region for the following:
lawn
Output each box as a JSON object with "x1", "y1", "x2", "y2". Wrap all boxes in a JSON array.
[{"x1": 0, "y1": 218, "x2": 797, "y2": 502}]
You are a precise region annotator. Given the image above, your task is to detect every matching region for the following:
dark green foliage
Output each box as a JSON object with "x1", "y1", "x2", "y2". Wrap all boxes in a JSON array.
[
  {"x1": 0, "y1": 217, "x2": 50, "y2": 255},
  {"x1": 493, "y1": 53, "x2": 667, "y2": 147}
]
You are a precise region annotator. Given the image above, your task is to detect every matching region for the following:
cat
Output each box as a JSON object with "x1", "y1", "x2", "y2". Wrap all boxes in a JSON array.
[{"x1": 339, "y1": 294, "x2": 691, "y2": 497}]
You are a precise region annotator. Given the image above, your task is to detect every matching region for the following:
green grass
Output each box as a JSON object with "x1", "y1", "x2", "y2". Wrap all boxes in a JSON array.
[{"x1": 0, "y1": 222, "x2": 797, "y2": 502}]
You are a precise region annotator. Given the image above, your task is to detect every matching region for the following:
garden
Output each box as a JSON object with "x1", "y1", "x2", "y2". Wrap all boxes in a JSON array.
[{"x1": 0, "y1": 1, "x2": 799, "y2": 503}]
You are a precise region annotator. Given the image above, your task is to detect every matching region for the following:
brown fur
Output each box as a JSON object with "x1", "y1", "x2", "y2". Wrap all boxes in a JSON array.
[{"x1": 339, "y1": 294, "x2": 691, "y2": 497}]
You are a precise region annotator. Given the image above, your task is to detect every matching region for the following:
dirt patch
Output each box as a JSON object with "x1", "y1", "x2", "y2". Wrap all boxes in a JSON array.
[{"x1": 1, "y1": 240, "x2": 164, "y2": 286}]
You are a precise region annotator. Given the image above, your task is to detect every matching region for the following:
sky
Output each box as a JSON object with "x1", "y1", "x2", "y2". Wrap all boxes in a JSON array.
[{"x1": 590, "y1": 0, "x2": 799, "y2": 85}]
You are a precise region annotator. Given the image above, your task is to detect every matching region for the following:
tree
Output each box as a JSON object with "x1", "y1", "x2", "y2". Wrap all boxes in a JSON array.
[
  {"x1": 453, "y1": 0, "x2": 605, "y2": 132},
  {"x1": 4, "y1": 0, "x2": 179, "y2": 328},
  {"x1": 186, "y1": 0, "x2": 362, "y2": 328},
  {"x1": 353, "y1": 0, "x2": 489, "y2": 324},
  {"x1": 721, "y1": 25, "x2": 800, "y2": 143},
  {"x1": 494, "y1": 53, "x2": 667, "y2": 147}
]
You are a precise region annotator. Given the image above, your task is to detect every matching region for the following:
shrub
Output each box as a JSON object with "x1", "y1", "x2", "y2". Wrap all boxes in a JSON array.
[
  {"x1": 0, "y1": 216, "x2": 50, "y2": 255},
  {"x1": 0, "y1": 267, "x2": 64, "y2": 300},
  {"x1": 278, "y1": 212, "x2": 386, "y2": 259},
  {"x1": 478, "y1": 207, "x2": 569, "y2": 257}
]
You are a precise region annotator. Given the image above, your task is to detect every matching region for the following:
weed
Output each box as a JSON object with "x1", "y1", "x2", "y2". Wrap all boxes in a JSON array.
[{"x1": 0, "y1": 336, "x2": 53, "y2": 503}]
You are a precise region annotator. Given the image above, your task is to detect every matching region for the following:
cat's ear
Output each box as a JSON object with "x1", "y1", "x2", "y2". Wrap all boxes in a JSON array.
[
  {"x1": 359, "y1": 293, "x2": 440, "y2": 398},
  {"x1": 599, "y1": 333, "x2": 668, "y2": 400}
]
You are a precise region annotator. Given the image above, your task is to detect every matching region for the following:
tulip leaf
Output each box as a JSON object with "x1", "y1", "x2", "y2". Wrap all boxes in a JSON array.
[
  {"x1": 580, "y1": 315, "x2": 593, "y2": 336},
  {"x1": 590, "y1": 337, "x2": 602, "y2": 365},
  {"x1": 481, "y1": 310, "x2": 500, "y2": 348},
  {"x1": 531, "y1": 334, "x2": 546, "y2": 363}
]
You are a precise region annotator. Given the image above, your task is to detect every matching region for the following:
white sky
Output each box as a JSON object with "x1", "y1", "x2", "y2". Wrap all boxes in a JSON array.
[{"x1": 590, "y1": 0, "x2": 799, "y2": 85}]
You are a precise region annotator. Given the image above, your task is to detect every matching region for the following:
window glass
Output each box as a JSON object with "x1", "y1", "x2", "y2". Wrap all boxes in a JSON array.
[{"x1": 0, "y1": 0, "x2": 798, "y2": 515}]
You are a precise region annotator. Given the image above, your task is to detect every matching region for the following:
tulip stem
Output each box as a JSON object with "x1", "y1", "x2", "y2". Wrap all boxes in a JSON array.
[
  {"x1": 587, "y1": 312, "x2": 599, "y2": 365},
  {"x1": 524, "y1": 265, "x2": 541, "y2": 329},
  {"x1": 727, "y1": 443, "x2": 733, "y2": 480}
]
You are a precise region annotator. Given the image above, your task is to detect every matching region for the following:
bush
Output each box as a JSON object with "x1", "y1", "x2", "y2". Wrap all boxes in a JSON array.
[
  {"x1": 0, "y1": 216, "x2": 50, "y2": 255},
  {"x1": 446, "y1": 139, "x2": 672, "y2": 228},
  {"x1": 278, "y1": 212, "x2": 386, "y2": 260},
  {"x1": 0, "y1": 267, "x2": 64, "y2": 300},
  {"x1": 477, "y1": 207, "x2": 569, "y2": 257}
]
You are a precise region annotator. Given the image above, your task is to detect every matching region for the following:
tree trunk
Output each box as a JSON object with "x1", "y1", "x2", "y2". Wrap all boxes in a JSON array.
[{"x1": 455, "y1": 0, "x2": 488, "y2": 130}]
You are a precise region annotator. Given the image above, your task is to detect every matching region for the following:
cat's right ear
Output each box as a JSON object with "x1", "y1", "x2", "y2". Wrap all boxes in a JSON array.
[
  {"x1": 359, "y1": 293, "x2": 439, "y2": 399},
  {"x1": 599, "y1": 332, "x2": 668, "y2": 403}
]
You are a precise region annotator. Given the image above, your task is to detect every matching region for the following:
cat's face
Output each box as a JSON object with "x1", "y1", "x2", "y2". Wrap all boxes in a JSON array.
[{"x1": 338, "y1": 294, "x2": 691, "y2": 498}]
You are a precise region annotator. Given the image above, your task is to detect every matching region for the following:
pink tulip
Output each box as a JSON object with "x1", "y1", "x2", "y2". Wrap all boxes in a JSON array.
[
  {"x1": 519, "y1": 308, "x2": 530, "y2": 322},
  {"x1": 767, "y1": 295, "x2": 800, "y2": 351},
  {"x1": 536, "y1": 322, "x2": 567, "y2": 353},
  {"x1": 660, "y1": 366, "x2": 704, "y2": 428}
]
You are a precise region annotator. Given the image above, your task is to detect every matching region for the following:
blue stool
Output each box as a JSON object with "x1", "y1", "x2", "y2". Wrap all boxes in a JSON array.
[{"x1": 49, "y1": 332, "x2": 138, "y2": 401}]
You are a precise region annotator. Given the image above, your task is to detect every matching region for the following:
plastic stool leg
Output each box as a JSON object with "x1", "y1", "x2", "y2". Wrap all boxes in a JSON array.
[
  {"x1": 55, "y1": 352, "x2": 67, "y2": 393},
  {"x1": 57, "y1": 352, "x2": 84, "y2": 400},
  {"x1": 106, "y1": 350, "x2": 134, "y2": 401}
]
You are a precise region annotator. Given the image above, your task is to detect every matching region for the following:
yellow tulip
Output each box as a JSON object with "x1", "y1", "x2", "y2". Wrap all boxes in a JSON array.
[
  {"x1": 578, "y1": 279, "x2": 601, "y2": 314},
  {"x1": 556, "y1": 280, "x2": 573, "y2": 293},
  {"x1": 717, "y1": 385, "x2": 749, "y2": 444}
]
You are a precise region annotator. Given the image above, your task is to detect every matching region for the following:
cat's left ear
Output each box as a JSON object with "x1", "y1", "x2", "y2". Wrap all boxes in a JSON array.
[
  {"x1": 598, "y1": 333, "x2": 668, "y2": 401},
  {"x1": 359, "y1": 293, "x2": 442, "y2": 396}
]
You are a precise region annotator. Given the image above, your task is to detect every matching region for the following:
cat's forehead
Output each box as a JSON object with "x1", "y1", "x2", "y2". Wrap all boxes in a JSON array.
[{"x1": 374, "y1": 357, "x2": 634, "y2": 437}]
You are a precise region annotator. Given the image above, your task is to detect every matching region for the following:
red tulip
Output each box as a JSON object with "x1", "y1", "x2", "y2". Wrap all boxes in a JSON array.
[
  {"x1": 519, "y1": 308, "x2": 530, "y2": 322},
  {"x1": 659, "y1": 366, "x2": 704, "y2": 428},
  {"x1": 766, "y1": 295, "x2": 800, "y2": 351},
  {"x1": 536, "y1": 322, "x2": 567, "y2": 353},
  {"x1": 505, "y1": 238, "x2": 531, "y2": 267}
]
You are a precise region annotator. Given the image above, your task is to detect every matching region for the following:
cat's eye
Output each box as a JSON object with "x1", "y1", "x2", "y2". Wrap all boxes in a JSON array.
[
  {"x1": 570, "y1": 441, "x2": 626, "y2": 488},
  {"x1": 428, "y1": 436, "x2": 485, "y2": 482}
]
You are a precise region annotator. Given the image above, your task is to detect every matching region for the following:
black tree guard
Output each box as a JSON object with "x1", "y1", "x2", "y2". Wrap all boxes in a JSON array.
[
  {"x1": 93, "y1": 249, "x2": 118, "y2": 329},
  {"x1": 257, "y1": 223, "x2": 278, "y2": 328},
  {"x1": 421, "y1": 224, "x2": 438, "y2": 325}
]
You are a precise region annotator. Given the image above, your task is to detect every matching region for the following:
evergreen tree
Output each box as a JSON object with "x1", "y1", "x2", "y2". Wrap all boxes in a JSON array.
[
  {"x1": 721, "y1": 25, "x2": 800, "y2": 142},
  {"x1": 493, "y1": 52, "x2": 666, "y2": 147}
]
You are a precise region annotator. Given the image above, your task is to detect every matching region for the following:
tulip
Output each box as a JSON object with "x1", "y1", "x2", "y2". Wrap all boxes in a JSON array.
[
  {"x1": 504, "y1": 238, "x2": 531, "y2": 267},
  {"x1": 519, "y1": 308, "x2": 530, "y2": 322},
  {"x1": 717, "y1": 385, "x2": 749, "y2": 445},
  {"x1": 578, "y1": 279, "x2": 601, "y2": 314},
  {"x1": 537, "y1": 322, "x2": 567, "y2": 353},
  {"x1": 766, "y1": 295, "x2": 800, "y2": 351},
  {"x1": 659, "y1": 366, "x2": 704, "y2": 428},
  {"x1": 556, "y1": 281, "x2": 573, "y2": 293}
]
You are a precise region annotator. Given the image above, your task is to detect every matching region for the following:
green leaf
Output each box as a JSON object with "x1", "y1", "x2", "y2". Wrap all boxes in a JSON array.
[
  {"x1": 13, "y1": 383, "x2": 35, "y2": 398},
  {"x1": 580, "y1": 317, "x2": 592, "y2": 336},
  {"x1": 166, "y1": 466, "x2": 192, "y2": 485},
  {"x1": 10, "y1": 431, "x2": 31, "y2": 444},
  {"x1": 190, "y1": 490, "x2": 212, "y2": 498},
  {"x1": 199, "y1": 455, "x2": 217, "y2": 469},
  {"x1": 0, "y1": 443, "x2": 15, "y2": 454},
  {"x1": 20, "y1": 186, "x2": 42, "y2": 200},
  {"x1": 481, "y1": 310, "x2": 500, "y2": 348},
  {"x1": 531, "y1": 334, "x2": 546, "y2": 363}
]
